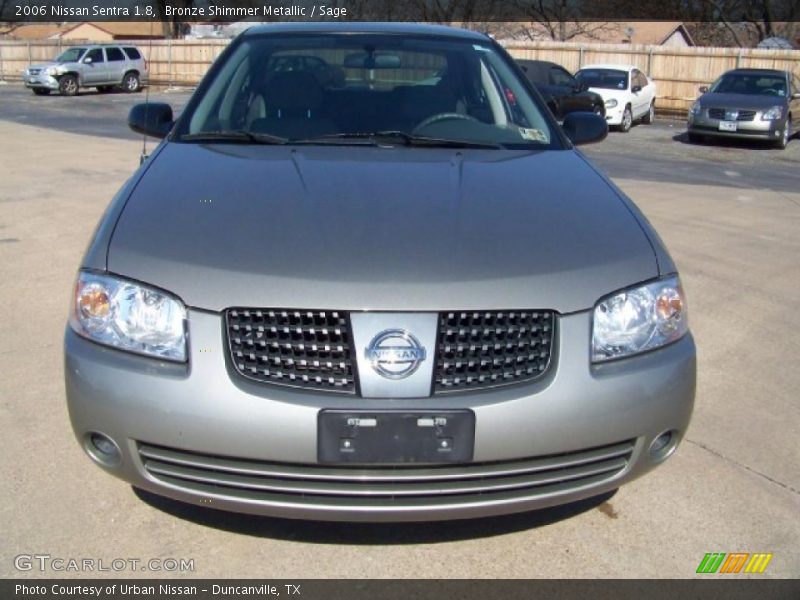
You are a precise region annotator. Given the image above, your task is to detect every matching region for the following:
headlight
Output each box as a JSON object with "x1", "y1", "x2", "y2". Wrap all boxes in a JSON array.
[
  {"x1": 592, "y1": 276, "x2": 688, "y2": 362},
  {"x1": 689, "y1": 101, "x2": 702, "y2": 115},
  {"x1": 605, "y1": 98, "x2": 618, "y2": 109},
  {"x1": 44, "y1": 66, "x2": 58, "y2": 76},
  {"x1": 69, "y1": 271, "x2": 187, "y2": 361},
  {"x1": 761, "y1": 106, "x2": 783, "y2": 121}
]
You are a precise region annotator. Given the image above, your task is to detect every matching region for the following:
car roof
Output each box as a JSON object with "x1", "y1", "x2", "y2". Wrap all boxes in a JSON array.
[
  {"x1": 578, "y1": 64, "x2": 636, "y2": 72},
  {"x1": 242, "y1": 22, "x2": 490, "y2": 41},
  {"x1": 723, "y1": 68, "x2": 787, "y2": 77}
]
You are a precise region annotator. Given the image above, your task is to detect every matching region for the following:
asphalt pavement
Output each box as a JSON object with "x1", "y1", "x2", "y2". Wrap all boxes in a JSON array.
[{"x1": 0, "y1": 83, "x2": 798, "y2": 579}]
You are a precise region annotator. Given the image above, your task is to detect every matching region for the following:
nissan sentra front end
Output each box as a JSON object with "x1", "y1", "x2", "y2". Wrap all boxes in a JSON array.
[{"x1": 64, "y1": 23, "x2": 695, "y2": 522}]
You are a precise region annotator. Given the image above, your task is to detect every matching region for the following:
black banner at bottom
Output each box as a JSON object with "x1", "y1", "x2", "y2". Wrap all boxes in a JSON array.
[{"x1": 2, "y1": 579, "x2": 799, "y2": 600}]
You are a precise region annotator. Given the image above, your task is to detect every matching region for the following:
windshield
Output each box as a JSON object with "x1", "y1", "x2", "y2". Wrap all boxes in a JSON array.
[
  {"x1": 575, "y1": 69, "x2": 629, "y2": 90},
  {"x1": 55, "y1": 47, "x2": 86, "y2": 63},
  {"x1": 709, "y1": 73, "x2": 787, "y2": 97},
  {"x1": 178, "y1": 33, "x2": 556, "y2": 148}
]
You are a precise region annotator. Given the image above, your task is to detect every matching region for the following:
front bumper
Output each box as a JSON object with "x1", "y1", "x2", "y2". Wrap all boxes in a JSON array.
[
  {"x1": 24, "y1": 73, "x2": 60, "y2": 90},
  {"x1": 688, "y1": 112, "x2": 784, "y2": 141},
  {"x1": 65, "y1": 309, "x2": 696, "y2": 522}
]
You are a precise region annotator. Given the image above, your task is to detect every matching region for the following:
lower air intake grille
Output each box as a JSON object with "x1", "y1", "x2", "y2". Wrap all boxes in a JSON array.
[
  {"x1": 226, "y1": 309, "x2": 355, "y2": 393},
  {"x1": 435, "y1": 310, "x2": 555, "y2": 392}
]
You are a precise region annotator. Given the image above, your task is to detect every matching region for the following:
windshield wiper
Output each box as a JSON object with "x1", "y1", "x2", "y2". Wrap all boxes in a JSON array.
[
  {"x1": 180, "y1": 130, "x2": 287, "y2": 145},
  {"x1": 295, "y1": 131, "x2": 501, "y2": 149}
]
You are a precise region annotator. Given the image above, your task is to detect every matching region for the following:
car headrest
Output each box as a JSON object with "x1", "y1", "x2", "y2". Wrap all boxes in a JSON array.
[{"x1": 266, "y1": 71, "x2": 324, "y2": 112}]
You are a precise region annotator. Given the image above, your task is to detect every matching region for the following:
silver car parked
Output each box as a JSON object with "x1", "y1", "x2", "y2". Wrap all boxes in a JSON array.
[
  {"x1": 65, "y1": 23, "x2": 695, "y2": 522},
  {"x1": 24, "y1": 44, "x2": 148, "y2": 96},
  {"x1": 688, "y1": 68, "x2": 800, "y2": 150}
]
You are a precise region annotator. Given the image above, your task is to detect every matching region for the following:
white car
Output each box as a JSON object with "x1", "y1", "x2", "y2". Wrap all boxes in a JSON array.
[{"x1": 576, "y1": 64, "x2": 656, "y2": 132}]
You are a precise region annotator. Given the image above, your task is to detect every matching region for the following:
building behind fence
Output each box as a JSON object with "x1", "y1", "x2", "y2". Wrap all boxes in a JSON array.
[{"x1": 1, "y1": 38, "x2": 798, "y2": 115}]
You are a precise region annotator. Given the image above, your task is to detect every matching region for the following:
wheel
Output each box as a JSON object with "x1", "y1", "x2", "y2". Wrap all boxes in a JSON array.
[
  {"x1": 32, "y1": 88, "x2": 50, "y2": 96},
  {"x1": 618, "y1": 105, "x2": 632, "y2": 132},
  {"x1": 774, "y1": 117, "x2": 791, "y2": 150},
  {"x1": 687, "y1": 132, "x2": 703, "y2": 144},
  {"x1": 58, "y1": 74, "x2": 78, "y2": 96},
  {"x1": 122, "y1": 72, "x2": 140, "y2": 93},
  {"x1": 642, "y1": 101, "x2": 655, "y2": 124},
  {"x1": 413, "y1": 112, "x2": 478, "y2": 134},
  {"x1": 97, "y1": 85, "x2": 113, "y2": 93}
]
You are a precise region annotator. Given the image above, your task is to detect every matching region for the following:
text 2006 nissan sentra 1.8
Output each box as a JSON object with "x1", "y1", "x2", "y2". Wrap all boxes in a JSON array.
[{"x1": 64, "y1": 23, "x2": 695, "y2": 522}]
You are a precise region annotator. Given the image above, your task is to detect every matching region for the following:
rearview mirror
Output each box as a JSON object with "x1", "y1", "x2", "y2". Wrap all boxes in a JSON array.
[
  {"x1": 562, "y1": 112, "x2": 608, "y2": 146},
  {"x1": 344, "y1": 52, "x2": 401, "y2": 69},
  {"x1": 128, "y1": 103, "x2": 174, "y2": 139},
  {"x1": 698, "y1": 85, "x2": 709, "y2": 94}
]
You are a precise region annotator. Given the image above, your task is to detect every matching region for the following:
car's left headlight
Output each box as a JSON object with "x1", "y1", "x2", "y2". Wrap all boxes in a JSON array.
[
  {"x1": 689, "y1": 101, "x2": 702, "y2": 116},
  {"x1": 69, "y1": 271, "x2": 187, "y2": 361},
  {"x1": 592, "y1": 276, "x2": 688, "y2": 362},
  {"x1": 761, "y1": 106, "x2": 783, "y2": 121}
]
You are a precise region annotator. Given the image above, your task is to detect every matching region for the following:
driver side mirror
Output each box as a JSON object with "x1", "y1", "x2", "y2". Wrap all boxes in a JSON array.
[
  {"x1": 631, "y1": 85, "x2": 642, "y2": 93},
  {"x1": 562, "y1": 112, "x2": 608, "y2": 146},
  {"x1": 83, "y1": 57, "x2": 93, "y2": 64},
  {"x1": 698, "y1": 85, "x2": 709, "y2": 94},
  {"x1": 128, "y1": 103, "x2": 174, "y2": 139}
]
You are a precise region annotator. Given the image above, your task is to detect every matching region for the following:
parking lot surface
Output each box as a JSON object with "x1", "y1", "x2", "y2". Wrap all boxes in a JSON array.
[{"x1": 0, "y1": 84, "x2": 798, "y2": 578}]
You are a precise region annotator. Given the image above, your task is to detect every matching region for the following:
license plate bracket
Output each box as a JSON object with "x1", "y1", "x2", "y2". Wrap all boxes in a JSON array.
[
  {"x1": 318, "y1": 410, "x2": 475, "y2": 464},
  {"x1": 719, "y1": 121, "x2": 738, "y2": 132}
]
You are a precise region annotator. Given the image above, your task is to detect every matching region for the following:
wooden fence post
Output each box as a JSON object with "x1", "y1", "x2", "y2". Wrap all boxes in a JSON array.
[
  {"x1": 0, "y1": 44, "x2": 5, "y2": 82},
  {"x1": 168, "y1": 39, "x2": 173, "y2": 87}
]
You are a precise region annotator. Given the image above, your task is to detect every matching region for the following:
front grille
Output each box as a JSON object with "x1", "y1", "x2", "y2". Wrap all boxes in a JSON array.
[
  {"x1": 138, "y1": 439, "x2": 634, "y2": 509},
  {"x1": 226, "y1": 309, "x2": 356, "y2": 393},
  {"x1": 708, "y1": 108, "x2": 756, "y2": 121},
  {"x1": 225, "y1": 308, "x2": 556, "y2": 395},
  {"x1": 435, "y1": 311, "x2": 554, "y2": 392}
]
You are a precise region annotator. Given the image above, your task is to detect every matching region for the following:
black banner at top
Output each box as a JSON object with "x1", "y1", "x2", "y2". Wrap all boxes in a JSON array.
[{"x1": 3, "y1": 0, "x2": 800, "y2": 23}]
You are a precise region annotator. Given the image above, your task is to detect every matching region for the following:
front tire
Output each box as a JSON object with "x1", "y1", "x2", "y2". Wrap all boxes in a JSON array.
[
  {"x1": 619, "y1": 105, "x2": 632, "y2": 132},
  {"x1": 642, "y1": 101, "x2": 655, "y2": 124},
  {"x1": 122, "y1": 72, "x2": 140, "y2": 93},
  {"x1": 774, "y1": 117, "x2": 791, "y2": 150},
  {"x1": 58, "y1": 74, "x2": 78, "y2": 96},
  {"x1": 32, "y1": 88, "x2": 50, "y2": 96}
]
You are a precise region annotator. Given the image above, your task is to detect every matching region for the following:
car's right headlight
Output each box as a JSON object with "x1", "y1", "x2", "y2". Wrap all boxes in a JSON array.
[
  {"x1": 44, "y1": 66, "x2": 58, "y2": 76},
  {"x1": 605, "y1": 98, "x2": 618, "y2": 109},
  {"x1": 69, "y1": 271, "x2": 187, "y2": 361},
  {"x1": 592, "y1": 276, "x2": 688, "y2": 363}
]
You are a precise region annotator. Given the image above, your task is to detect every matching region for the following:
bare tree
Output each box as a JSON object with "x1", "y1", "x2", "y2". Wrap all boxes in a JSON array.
[{"x1": 504, "y1": 0, "x2": 617, "y2": 42}]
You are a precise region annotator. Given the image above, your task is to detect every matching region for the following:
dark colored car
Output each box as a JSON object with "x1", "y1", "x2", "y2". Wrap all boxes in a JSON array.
[
  {"x1": 516, "y1": 59, "x2": 605, "y2": 120},
  {"x1": 688, "y1": 68, "x2": 800, "y2": 149}
]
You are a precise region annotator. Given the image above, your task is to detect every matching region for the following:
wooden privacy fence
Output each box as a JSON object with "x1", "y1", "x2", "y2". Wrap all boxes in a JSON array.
[
  {"x1": 504, "y1": 41, "x2": 800, "y2": 115},
  {"x1": 1, "y1": 37, "x2": 798, "y2": 114}
]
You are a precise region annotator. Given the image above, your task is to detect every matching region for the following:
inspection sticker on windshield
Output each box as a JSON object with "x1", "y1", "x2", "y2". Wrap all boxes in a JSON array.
[{"x1": 519, "y1": 128, "x2": 547, "y2": 142}]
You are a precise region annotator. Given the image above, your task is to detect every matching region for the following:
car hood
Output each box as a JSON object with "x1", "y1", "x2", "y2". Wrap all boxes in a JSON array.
[
  {"x1": 697, "y1": 92, "x2": 787, "y2": 109},
  {"x1": 586, "y1": 87, "x2": 630, "y2": 102},
  {"x1": 107, "y1": 143, "x2": 658, "y2": 313}
]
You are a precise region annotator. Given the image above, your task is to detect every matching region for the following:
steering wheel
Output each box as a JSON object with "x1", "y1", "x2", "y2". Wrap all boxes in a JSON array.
[{"x1": 413, "y1": 112, "x2": 478, "y2": 133}]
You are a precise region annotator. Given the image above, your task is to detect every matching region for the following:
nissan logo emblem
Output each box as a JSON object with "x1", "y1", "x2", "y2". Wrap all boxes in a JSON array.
[{"x1": 365, "y1": 329, "x2": 426, "y2": 380}]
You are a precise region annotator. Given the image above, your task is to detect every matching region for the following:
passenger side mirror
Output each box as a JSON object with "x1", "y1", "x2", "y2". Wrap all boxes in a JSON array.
[
  {"x1": 576, "y1": 81, "x2": 589, "y2": 92},
  {"x1": 562, "y1": 112, "x2": 608, "y2": 146},
  {"x1": 631, "y1": 85, "x2": 642, "y2": 93},
  {"x1": 698, "y1": 85, "x2": 709, "y2": 94},
  {"x1": 128, "y1": 103, "x2": 174, "y2": 139},
  {"x1": 793, "y1": 92, "x2": 800, "y2": 100}
]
